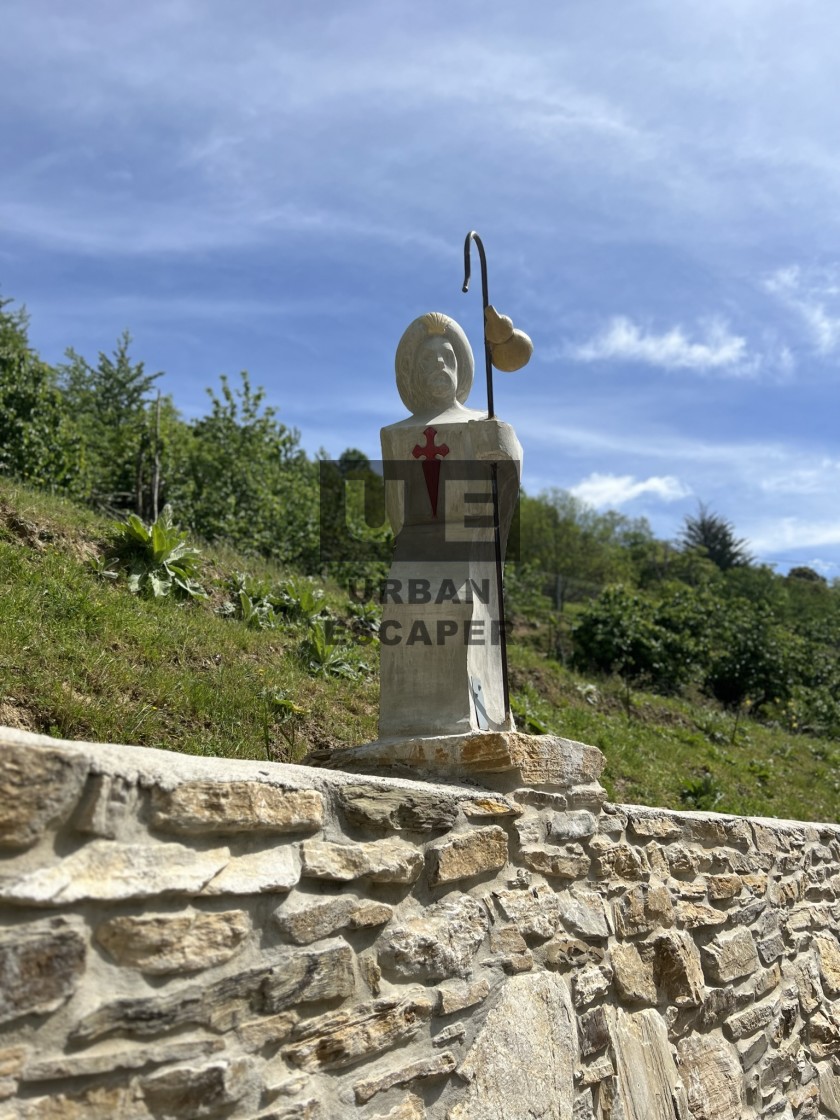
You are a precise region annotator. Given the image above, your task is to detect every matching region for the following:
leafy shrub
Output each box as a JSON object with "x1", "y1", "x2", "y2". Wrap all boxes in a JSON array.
[
  {"x1": 301, "y1": 620, "x2": 363, "y2": 679},
  {"x1": 111, "y1": 505, "x2": 205, "y2": 599}
]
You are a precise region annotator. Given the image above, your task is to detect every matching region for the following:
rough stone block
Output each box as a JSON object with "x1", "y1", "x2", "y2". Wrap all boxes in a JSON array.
[
  {"x1": 140, "y1": 1057, "x2": 253, "y2": 1118},
  {"x1": 579, "y1": 1005, "x2": 609, "y2": 1056},
  {"x1": 593, "y1": 843, "x2": 649, "y2": 881},
  {"x1": 723, "y1": 997, "x2": 778, "y2": 1041},
  {"x1": 0, "y1": 742, "x2": 88, "y2": 849},
  {"x1": 151, "y1": 780, "x2": 323, "y2": 835},
  {"x1": 201, "y1": 847, "x2": 299, "y2": 895},
  {"x1": 299, "y1": 838, "x2": 423, "y2": 883},
  {"x1": 435, "y1": 977, "x2": 491, "y2": 1015},
  {"x1": 353, "y1": 1051, "x2": 456, "y2": 1103},
  {"x1": 701, "y1": 927, "x2": 760, "y2": 984},
  {"x1": 337, "y1": 783, "x2": 458, "y2": 831},
  {"x1": 449, "y1": 973, "x2": 575, "y2": 1119},
  {"x1": 23, "y1": 1039, "x2": 224, "y2": 1082},
  {"x1": 610, "y1": 942, "x2": 657, "y2": 1005},
  {"x1": 675, "y1": 900, "x2": 728, "y2": 929},
  {"x1": 557, "y1": 888, "x2": 610, "y2": 941},
  {"x1": 283, "y1": 990, "x2": 435, "y2": 1071},
  {"x1": 626, "y1": 811, "x2": 682, "y2": 841},
  {"x1": 427, "y1": 826, "x2": 508, "y2": 885},
  {"x1": 814, "y1": 933, "x2": 840, "y2": 997},
  {"x1": 274, "y1": 895, "x2": 391, "y2": 945},
  {"x1": 613, "y1": 883, "x2": 674, "y2": 938},
  {"x1": 0, "y1": 918, "x2": 85, "y2": 1025},
  {"x1": 494, "y1": 883, "x2": 562, "y2": 942},
  {"x1": 462, "y1": 794, "x2": 520, "y2": 818},
  {"x1": 546, "y1": 810, "x2": 597, "y2": 843},
  {"x1": 520, "y1": 843, "x2": 590, "y2": 879},
  {"x1": 650, "y1": 929, "x2": 704, "y2": 1006},
  {"x1": 0, "y1": 839, "x2": 229, "y2": 905},
  {"x1": 95, "y1": 909, "x2": 251, "y2": 973},
  {"x1": 605, "y1": 1007, "x2": 688, "y2": 1120},
  {"x1": 676, "y1": 1034, "x2": 744, "y2": 1120},
  {"x1": 368, "y1": 1094, "x2": 425, "y2": 1120},
  {"x1": 377, "y1": 895, "x2": 489, "y2": 982}
]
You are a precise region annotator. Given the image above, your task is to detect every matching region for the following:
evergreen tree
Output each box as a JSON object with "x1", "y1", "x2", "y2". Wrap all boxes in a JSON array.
[{"x1": 679, "y1": 502, "x2": 752, "y2": 572}]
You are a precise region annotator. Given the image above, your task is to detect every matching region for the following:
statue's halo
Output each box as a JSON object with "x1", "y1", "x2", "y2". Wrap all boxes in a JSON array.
[{"x1": 395, "y1": 312, "x2": 475, "y2": 415}]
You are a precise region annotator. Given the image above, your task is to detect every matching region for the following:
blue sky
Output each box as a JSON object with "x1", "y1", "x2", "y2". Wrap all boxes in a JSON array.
[{"x1": 3, "y1": 0, "x2": 840, "y2": 573}]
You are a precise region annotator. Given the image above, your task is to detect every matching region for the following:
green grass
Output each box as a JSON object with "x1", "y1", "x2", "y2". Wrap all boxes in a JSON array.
[{"x1": 1, "y1": 477, "x2": 838, "y2": 823}]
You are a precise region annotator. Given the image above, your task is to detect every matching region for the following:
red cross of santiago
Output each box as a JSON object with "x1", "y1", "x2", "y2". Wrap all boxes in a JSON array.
[{"x1": 412, "y1": 426, "x2": 449, "y2": 518}]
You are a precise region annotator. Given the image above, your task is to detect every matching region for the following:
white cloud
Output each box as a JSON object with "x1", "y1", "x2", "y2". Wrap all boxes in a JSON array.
[
  {"x1": 765, "y1": 265, "x2": 840, "y2": 355},
  {"x1": 748, "y1": 517, "x2": 840, "y2": 554},
  {"x1": 567, "y1": 317, "x2": 756, "y2": 375},
  {"x1": 570, "y1": 472, "x2": 691, "y2": 509}
]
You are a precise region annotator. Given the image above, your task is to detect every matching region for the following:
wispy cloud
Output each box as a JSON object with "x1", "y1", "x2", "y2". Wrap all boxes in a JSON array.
[
  {"x1": 566, "y1": 317, "x2": 757, "y2": 375},
  {"x1": 570, "y1": 472, "x2": 690, "y2": 508},
  {"x1": 764, "y1": 265, "x2": 840, "y2": 355}
]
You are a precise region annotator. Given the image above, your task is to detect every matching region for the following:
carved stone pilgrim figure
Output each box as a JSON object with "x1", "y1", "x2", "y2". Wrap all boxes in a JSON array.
[{"x1": 378, "y1": 312, "x2": 522, "y2": 739}]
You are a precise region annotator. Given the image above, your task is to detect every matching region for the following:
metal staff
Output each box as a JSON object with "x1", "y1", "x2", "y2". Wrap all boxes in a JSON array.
[{"x1": 461, "y1": 231, "x2": 510, "y2": 724}]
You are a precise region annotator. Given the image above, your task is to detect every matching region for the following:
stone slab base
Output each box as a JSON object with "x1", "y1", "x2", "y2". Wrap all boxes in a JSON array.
[{"x1": 303, "y1": 730, "x2": 607, "y2": 795}]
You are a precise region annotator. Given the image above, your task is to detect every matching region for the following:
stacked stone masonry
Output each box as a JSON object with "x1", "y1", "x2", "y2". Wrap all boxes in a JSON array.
[{"x1": 1, "y1": 726, "x2": 840, "y2": 1119}]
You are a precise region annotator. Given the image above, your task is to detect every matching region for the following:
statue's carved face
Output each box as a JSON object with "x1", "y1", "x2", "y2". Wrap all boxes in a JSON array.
[{"x1": 417, "y1": 336, "x2": 458, "y2": 405}]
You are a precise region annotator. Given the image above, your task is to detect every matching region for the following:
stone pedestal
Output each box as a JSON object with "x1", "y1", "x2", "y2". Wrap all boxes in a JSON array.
[{"x1": 304, "y1": 731, "x2": 607, "y2": 799}]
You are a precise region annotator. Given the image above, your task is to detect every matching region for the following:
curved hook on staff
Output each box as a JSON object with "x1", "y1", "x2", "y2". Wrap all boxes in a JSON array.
[{"x1": 462, "y1": 231, "x2": 495, "y2": 420}]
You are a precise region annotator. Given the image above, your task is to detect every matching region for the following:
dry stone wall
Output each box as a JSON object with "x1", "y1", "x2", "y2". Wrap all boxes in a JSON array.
[{"x1": 1, "y1": 726, "x2": 839, "y2": 1120}]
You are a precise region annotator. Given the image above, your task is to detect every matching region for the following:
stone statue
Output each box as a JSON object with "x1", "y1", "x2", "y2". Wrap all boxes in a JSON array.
[{"x1": 378, "y1": 312, "x2": 522, "y2": 740}]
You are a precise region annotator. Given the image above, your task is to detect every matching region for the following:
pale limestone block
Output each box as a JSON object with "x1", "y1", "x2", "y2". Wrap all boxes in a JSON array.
[
  {"x1": 377, "y1": 895, "x2": 489, "y2": 982},
  {"x1": 593, "y1": 843, "x2": 649, "y2": 881},
  {"x1": 0, "y1": 742, "x2": 87, "y2": 849},
  {"x1": 605, "y1": 1007, "x2": 688, "y2": 1120},
  {"x1": 283, "y1": 990, "x2": 435, "y2": 1071},
  {"x1": 546, "y1": 937, "x2": 605, "y2": 970},
  {"x1": 73, "y1": 773, "x2": 135, "y2": 838},
  {"x1": 427, "y1": 826, "x2": 508, "y2": 885},
  {"x1": 299, "y1": 838, "x2": 423, "y2": 884},
  {"x1": 650, "y1": 929, "x2": 705, "y2": 1006},
  {"x1": 494, "y1": 882, "x2": 562, "y2": 941},
  {"x1": 520, "y1": 844, "x2": 590, "y2": 880},
  {"x1": 817, "y1": 1061, "x2": 840, "y2": 1118},
  {"x1": 23, "y1": 1038, "x2": 224, "y2": 1081},
  {"x1": 571, "y1": 962, "x2": 610, "y2": 1008},
  {"x1": 435, "y1": 977, "x2": 490, "y2": 1015},
  {"x1": 462, "y1": 794, "x2": 520, "y2": 818},
  {"x1": 701, "y1": 927, "x2": 760, "y2": 984},
  {"x1": 610, "y1": 942, "x2": 657, "y2": 1005},
  {"x1": 273, "y1": 894, "x2": 392, "y2": 944},
  {"x1": 814, "y1": 933, "x2": 840, "y2": 996},
  {"x1": 0, "y1": 917, "x2": 85, "y2": 1025},
  {"x1": 676, "y1": 1034, "x2": 745, "y2": 1120},
  {"x1": 675, "y1": 900, "x2": 728, "y2": 929},
  {"x1": 557, "y1": 888, "x2": 610, "y2": 940},
  {"x1": 626, "y1": 811, "x2": 683, "y2": 841},
  {"x1": 201, "y1": 847, "x2": 299, "y2": 895},
  {"x1": 353, "y1": 1051, "x2": 456, "y2": 1103},
  {"x1": 337, "y1": 783, "x2": 458, "y2": 831},
  {"x1": 151, "y1": 780, "x2": 323, "y2": 834},
  {"x1": 723, "y1": 997, "x2": 779, "y2": 1041},
  {"x1": 613, "y1": 882, "x2": 674, "y2": 938},
  {"x1": 546, "y1": 810, "x2": 597, "y2": 843},
  {"x1": 95, "y1": 909, "x2": 251, "y2": 973},
  {"x1": 0, "y1": 839, "x2": 229, "y2": 905},
  {"x1": 449, "y1": 973, "x2": 575, "y2": 1119}
]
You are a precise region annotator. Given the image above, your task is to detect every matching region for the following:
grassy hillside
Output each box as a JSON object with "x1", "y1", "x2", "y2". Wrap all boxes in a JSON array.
[{"x1": 1, "y1": 477, "x2": 838, "y2": 824}]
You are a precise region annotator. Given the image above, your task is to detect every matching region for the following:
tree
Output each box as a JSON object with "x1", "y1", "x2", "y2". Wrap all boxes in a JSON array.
[
  {"x1": 0, "y1": 297, "x2": 81, "y2": 490},
  {"x1": 169, "y1": 372, "x2": 320, "y2": 568},
  {"x1": 679, "y1": 502, "x2": 752, "y2": 572},
  {"x1": 60, "y1": 331, "x2": 162, "y2": 513}
]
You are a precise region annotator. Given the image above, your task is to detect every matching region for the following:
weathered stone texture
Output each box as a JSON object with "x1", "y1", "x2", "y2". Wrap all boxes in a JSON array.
[
  {"x1": 1, "y1": 840, "x2": 229, "y2": 905},
  {"x1": 299, "y1": 838, "x2": 423, "y2": 883},
  {"x1": 95, "y1": 909, "x2": 251, "y2": 973},
  {"x1": 151, "y1": 780, "x2": 324, "y2": 834},
  {"x1": 338, "y1": 784, "x2": 458, "y2": 831},
  {"x1": 677, "y1": 1034, "x2": 744, "y2": 1120},
  {"x1": 606, "y1": 1008, "x2": 688, "y2": 1120},
  {"x1": 427, "y1": 826, "x2": 508, "y2": 885},
  {"x1": 283, "y1": 991, "x2": 435, "y2": 1071},
  {"x1": 701, "y1": 927, "x2": 760, "y2": 984},
  {"x1": 0, "y1": 919, "x2": 85, "y2": 1024},
  {"x1": 377, "y1": 896, "x2": 489, "y2": 981},
  {"x1": 449, "y1": 973, "x2": 576, "y2": 1119},
  {"x1": 353, "y1": 1051, "x2": 456, "y2": 1103},
  {"x1": 0, "y1": 744, "x2": 87, "y2": 849}
]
